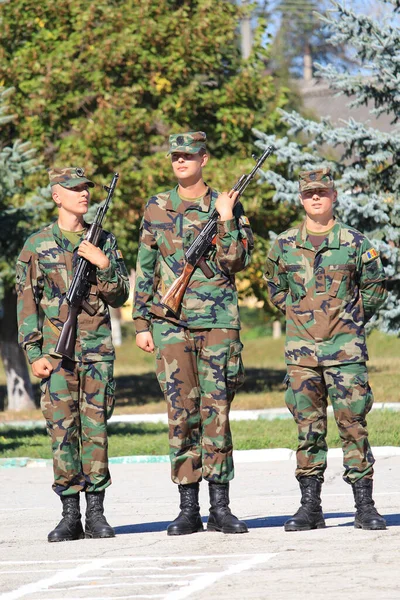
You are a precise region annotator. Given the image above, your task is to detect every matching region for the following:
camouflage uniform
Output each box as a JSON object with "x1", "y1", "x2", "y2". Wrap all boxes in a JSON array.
[
  {"x1": 133, "y1": 132, "x2": 252, "y2": 484},
  {"x1": 16, "y1": 167, "x2": 129, "y2": 496},
  {"x1": 264, "y1": 169, "x2": 387, "y2": 484}
]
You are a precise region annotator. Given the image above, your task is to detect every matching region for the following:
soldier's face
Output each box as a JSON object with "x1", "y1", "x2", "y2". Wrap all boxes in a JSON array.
[
  {"x1": 171, "y1": 152, "x2": 208, "y2": 182},
  {"x1": 52, "y1": 183, "x2": 90, "y2": 216},
  {"x1": 300, "y1": 187, "x2": 337, "y2": 218}
]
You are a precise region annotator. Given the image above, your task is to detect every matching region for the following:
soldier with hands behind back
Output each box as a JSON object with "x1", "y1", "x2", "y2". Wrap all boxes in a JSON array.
[
  {"x1": 264, "y1": 168, "x2": 387, "y2": 532},
  {"x1": 133, "y1": 132, "x2": 252, "y2": 536},
  {"x1": 16, "y1": 167, "x2": 129, "y2": 542}
]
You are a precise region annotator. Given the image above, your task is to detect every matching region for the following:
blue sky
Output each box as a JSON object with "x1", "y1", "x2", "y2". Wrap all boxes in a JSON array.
[{"x1": 261, "y1": 0, "x2": 398, "y2": 37}]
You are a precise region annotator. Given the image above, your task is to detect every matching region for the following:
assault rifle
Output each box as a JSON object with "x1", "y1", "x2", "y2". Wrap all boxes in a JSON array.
[
  {"x1": 55, "y1": 173, "x2": 119, "y2": 360},
  {"x1": 160, "y1": 145, "x2": 274, "y2": 317}
]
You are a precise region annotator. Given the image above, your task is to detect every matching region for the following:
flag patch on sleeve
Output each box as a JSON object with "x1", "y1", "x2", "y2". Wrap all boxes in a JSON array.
[
  {"x1": 116, "y1": 249, "x2": 124, "y2": 259},
  {"x1": 362, "y1": 248, "x2": 379, "y2": 263}
]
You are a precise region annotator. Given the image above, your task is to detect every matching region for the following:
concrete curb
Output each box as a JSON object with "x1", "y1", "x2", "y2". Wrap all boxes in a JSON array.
[{"x1": 2, "y1": 446, "x2": 400, "y2": 469}]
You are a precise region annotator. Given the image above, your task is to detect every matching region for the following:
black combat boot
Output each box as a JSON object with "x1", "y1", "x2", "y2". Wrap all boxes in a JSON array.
[
  {"x1": 352, "y1": 478, "x2": 386, "y2": 530},
  {"x1": 85, "y1": 491, "x2": 115, "y2": 539},
  {"x1": 284, "y1": 477, "x2": 326, "y2": 532},
  {"x1": 167, "y1": 483, "x2": 204, "y2": 536},
  {"x1": 207, "y1": 482, "x2": 248, "y2": 534},
  {"x1": 48, "y1": 494, "x2": 84, "y2": 543}
]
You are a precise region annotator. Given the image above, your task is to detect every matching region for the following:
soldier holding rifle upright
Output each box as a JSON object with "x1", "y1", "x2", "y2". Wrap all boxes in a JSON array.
[
  {"x1": 133, "y1": 132, "x2": 253, "y2": 536},
  {"x1": 16, "y1": 167, "x2": 129, "y2": 542}
]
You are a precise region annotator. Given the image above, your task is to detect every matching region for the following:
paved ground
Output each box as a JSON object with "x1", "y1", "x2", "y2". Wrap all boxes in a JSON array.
[{"x1": 1, "y1": 453, "x2": 400, "y2": 600}]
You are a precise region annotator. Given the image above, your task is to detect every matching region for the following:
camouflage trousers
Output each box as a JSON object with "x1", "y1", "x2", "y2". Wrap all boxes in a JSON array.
[
  {"x1": 40, "y1": 357, "x2": 115, "y2": 496},
  {"x1": 285, "y1": 363, "x2": 375, "y2": 484},
  {"x1": 152, "y1": 320, "x2": 245, "y2": 485}
]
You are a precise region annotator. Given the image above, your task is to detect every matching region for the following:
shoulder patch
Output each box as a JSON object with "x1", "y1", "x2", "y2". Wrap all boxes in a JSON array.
[
  {"x1": 362, "y1": 248, "x2": 379, "y2": 263},
  {"x1": 116, "y1": 249, "x2": 124, "y2": 259},
  {"x1": 239, "y1": 215, "x2": 250, "y2": 227}
]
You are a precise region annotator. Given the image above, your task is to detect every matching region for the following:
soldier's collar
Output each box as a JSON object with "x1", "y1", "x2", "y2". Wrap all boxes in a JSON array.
[
  {"x1": 296, "y1": 219, "x2": 341, "y2": 250},
  {"x1": 53, "y1": 220, "x2": 88, "y2": 252},
  {"x1": 165, "y1": 185, "x2": 213, "y2": 213}
]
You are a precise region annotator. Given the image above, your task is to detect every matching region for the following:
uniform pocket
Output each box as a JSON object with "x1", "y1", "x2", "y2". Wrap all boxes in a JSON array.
[
  {"x1": 15, "y1": 254, "x2": 30, "y2": 295},
  {"x1": 155, "y1": 348, "x2": 168, "y2": 395},
  {"x1": 287, "y1": 265, "x2": 306, "y2": 302},
  {"x1": 40, "y1": 261, "x2": 68, "y2": 295},
  {"x1": 105, "y1": 377, "x2": 116, "y2": 421},
  {"x1": 226, "y1": 340, "x2": 245, "y2": 391},
  {"x1": 40, "y1": 376, "x2": 52, "y2": 425},
  {"x1": 284, "y1": 378, "x2": 296, "y2": 416},
  {"x1": 154, "y1": 228, "x2": 181, "y2": 259},
  {"x1": 88, "y1": 284, "x2": 100, "y2": 312},
  {"x1": 327, "y1": 264, "x2": 356, "y2": 300},
  {"x1": 351, "y1": 371, "x2": 373, "y2": 417}
]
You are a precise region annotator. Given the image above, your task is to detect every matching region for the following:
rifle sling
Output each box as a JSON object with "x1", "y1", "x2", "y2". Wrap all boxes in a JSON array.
[{"x1": 45, "y1": 317, "x2": 62, "y2": 337}]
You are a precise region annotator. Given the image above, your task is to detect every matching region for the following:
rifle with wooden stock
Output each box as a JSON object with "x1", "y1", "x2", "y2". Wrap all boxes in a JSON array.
[
  {"x1": 55, "y1": 173, "x2": 119, "y2": 360},
  {"x1": 160, "y1": 145, "x2": 274, "y2": 317}
]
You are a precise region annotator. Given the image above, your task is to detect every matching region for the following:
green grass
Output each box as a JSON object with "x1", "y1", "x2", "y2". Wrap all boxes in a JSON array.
[{"x1": 2, "y1": 410, "x2": 400, "y2": 459}]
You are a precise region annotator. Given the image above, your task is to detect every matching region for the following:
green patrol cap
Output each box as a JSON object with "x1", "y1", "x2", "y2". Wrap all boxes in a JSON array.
[
  {"x1": 299, "y1": 167, "x2": 335, "y2": 192},
  {"x1": 168, "y1": 131, "x2": 207, "y2": 156},
  {"x1": 48, "y1": 167, "x2": 95, "y2": 189}
]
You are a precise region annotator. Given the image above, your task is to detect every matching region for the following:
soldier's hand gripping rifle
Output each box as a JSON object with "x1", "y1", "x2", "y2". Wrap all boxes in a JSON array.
[
  {"x1": 160, "y1": 145, "x2": 274, "y2": 318},
  {"x1": 55, "y1": 173, "x2": 119, "y2": 360}
]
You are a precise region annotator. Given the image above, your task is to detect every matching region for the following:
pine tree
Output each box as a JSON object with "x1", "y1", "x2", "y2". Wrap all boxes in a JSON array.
[
  {"x1": 254, "y1": 0, "x2": 400, "y2": 333},
  {"x1": 0, "y1": 86, "x2": 51, "y2": 410}
]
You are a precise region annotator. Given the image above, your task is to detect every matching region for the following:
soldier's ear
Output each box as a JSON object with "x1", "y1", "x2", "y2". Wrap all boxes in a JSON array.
[
  {"x1": 299, "y1": 193, "x2": 304, "y2": 207},
  {"x1": 200, "y1": 152, "x2": 209, "y2": 168},
  {"x1": 52, "y1": 188, "x2": 61, "y2": 208}
]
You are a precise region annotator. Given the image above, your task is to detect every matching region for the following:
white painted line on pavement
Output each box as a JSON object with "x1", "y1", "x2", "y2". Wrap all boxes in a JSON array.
[
  {"x1": 97, "y1": 566, "x2": 203, "y2": 571},
  {"x1": 0, "y1": 559, "x2": 110, "y2": 600},
  {"x1": 0, "y1": 554, "x2": 277, "y2": 600},
  {"x1": 52, "y1": 581, "x2": 189, "y2": 591},
  {"x1": 77, "y1": 574, "x2": 206, "y2": 581},
  {"x1": 162, "y1": 553, "x2": 276, "y2": 600},
  {"x1": 44, "y1": 597, "x2": 162, "y2": 600}
]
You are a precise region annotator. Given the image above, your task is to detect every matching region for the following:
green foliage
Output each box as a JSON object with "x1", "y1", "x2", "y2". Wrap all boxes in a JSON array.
[
  {"x1": 0, "y1": 0, "x2": 289, "y2": 271},
  {"x1": 0, "y1": 86, "x2": 50, "y2": 297}
]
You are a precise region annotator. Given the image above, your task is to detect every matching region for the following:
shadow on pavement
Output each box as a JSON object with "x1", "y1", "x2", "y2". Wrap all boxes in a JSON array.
[
  {"x1": 245, "y1": 512, "x2": 354, "y2": 529},
  {"x1": 377, "y1": 513, "x2": 400, "y2": 527},
  {"x1": 114, "y1": 512, "x2": 361, "y2": 535},
  {"x1": 115, "y1": 521, "x2": 170, "y2": 534}
]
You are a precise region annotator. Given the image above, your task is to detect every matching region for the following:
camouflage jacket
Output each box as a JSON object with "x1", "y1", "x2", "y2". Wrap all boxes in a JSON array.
[
  {"x1": 133, "y1": 186, "x2": 252, "y2": 330},
  {"x1": 264, "y1": 220, "x2": 387, "y2": 366},
  {"x1": 16, "y1": 221, "x2": 130, "y2": 364}
]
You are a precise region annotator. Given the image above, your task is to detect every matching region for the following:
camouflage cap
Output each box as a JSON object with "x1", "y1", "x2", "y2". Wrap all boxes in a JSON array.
[
  {"x1": 168, "y1": 131, "x2": 207, "y2": 156},
  {"x1": 299, "y1": 167, "x2": 335, "y2": 193},
  {"x1": 48, "y1": 167, "x2": 95, "y2": 189}
]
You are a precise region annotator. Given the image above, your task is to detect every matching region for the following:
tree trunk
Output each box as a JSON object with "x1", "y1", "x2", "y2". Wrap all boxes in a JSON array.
[
  {"x1": 303, "y1": 40, "x2": 313, "y2": 81},
  {"x1": 272, "y1": 319, "x2": 282, "y2": 339},
  {"x1": 0, "y1": 287, "x2": 35, "y2": 411},
  {"x1": 240, "y1": 4, "x2": 252, "y2": 60},
  {"x1": 109, "y1": 306, "x2": 122, "y2": 347}
]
